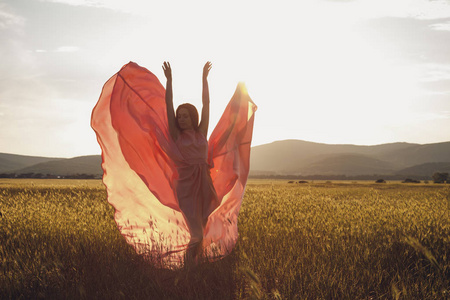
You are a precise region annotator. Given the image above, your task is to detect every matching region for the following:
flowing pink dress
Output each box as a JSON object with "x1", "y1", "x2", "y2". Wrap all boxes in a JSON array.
[
  {"x1": 175, "y1": 129, "x2": 219, "y2": 248},
  {"x1": 91, "y1": 62, "x2": 256, "y2": 268}
]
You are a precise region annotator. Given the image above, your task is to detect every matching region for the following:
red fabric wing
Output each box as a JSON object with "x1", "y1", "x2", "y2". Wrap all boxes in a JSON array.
[
  {"x1": 203, "y1": 83, "x2": 257, "y2": 256},
  {"x1": 109, "y1": 63, "x2": 181, "y2": 211}
]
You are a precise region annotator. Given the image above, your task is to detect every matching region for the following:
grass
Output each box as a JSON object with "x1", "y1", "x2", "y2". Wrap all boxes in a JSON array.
[{"x1": 0, "y1": 179, "x2": 449, "y2": 299}]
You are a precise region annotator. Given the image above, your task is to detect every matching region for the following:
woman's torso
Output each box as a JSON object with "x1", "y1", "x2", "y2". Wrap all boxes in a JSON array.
[{"x1": 175, "y1": 129, "x2": 208, "y2": 166}]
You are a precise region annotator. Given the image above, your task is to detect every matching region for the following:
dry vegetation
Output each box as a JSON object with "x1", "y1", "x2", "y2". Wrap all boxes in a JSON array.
[{"x1": 1, "y1": 179, "x2": 449, "y2": 299}]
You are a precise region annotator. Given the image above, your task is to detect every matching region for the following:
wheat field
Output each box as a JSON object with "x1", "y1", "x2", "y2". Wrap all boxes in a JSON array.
[{"x1": 0, "y1": 179, "x2": 449, "y2": 299}]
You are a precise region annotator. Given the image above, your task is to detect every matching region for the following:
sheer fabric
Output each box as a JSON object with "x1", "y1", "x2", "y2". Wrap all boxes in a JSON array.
[{"x1": 91, "y1": 62, "x2": 256, "y2": 267}]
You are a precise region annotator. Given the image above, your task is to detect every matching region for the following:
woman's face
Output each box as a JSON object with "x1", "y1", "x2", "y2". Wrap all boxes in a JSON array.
[{"x1": 177, "y1": 108, "x2": 193, "y2": 130}]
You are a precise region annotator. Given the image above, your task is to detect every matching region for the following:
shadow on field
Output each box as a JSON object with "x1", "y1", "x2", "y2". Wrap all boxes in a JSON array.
[
  {"x1": 2, "y1": 231, "x2": 239, "y2": 300},
  {"x1": 0, "y1": 185, "x2": 240, "y2": 299},
  {"x1": 60, "y1": 240, "x2": 239, "y2": 299},
  {"x1": 0, "y1": 236, "x2": 238, "y2": 299}
]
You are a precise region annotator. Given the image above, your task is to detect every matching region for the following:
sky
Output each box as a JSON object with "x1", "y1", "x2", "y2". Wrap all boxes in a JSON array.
[{"x1": 1, "y1": 0, "x2": 450, "y2": 157}]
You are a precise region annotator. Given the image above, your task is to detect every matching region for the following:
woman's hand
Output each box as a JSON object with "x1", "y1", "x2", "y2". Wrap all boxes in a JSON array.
[
  {"x1": 162, "y1": 61, "x2": 172, "y2": 81},
  {"x1": 163, "y1": 61, "x2": 178, "y2": 141},
  {"x1": 203, "y1": 61, "x2": 212, "y2": 81}
]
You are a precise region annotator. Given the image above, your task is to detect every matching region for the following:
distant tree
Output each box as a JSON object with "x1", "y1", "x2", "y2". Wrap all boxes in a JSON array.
[
  {"x1": 18, "y1": 173, "x2": 34, "y2": 178},
  {"x1": 0, "y1": 173, "x2": 14, "y2": 178},
  {"x1": 432, "y1": 172, "x2": 449, "y2": 184},
  {"x1": 288, "y1": 181, "x2": 295, "y2": 184},
  {"x1": 375, "y1": 179, "x2": 386, "y2": 183},
  {"x1": 298, "y1": 180, "x2": 308, "y2": 184},
  {"x1": 403, "y1": 178, "x2": 420, "y2": 183}
]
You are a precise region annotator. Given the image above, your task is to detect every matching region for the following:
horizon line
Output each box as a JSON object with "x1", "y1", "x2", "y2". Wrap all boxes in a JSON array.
[{"x1": 1, "y1": 138, "x2": 450, "y2": 159}]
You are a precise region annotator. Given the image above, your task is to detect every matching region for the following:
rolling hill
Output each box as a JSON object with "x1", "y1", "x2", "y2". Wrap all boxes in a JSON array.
[
  {"x1": 299, "y1": 154, "x2": 395, "y2": 176},
  {"x1": 1, "y1": 139, "x2": 449, "y2": 178},
  {"x1": 249, "y1": 140, "x2": 450, "y2": 176},
  {"x1": 396, "y1": 162, "x2": 450, "y2": 176},
  {"x1": 0, "y1": 153, "x2": 64, "y2": 173},
  {"x1": 13, "y1": 155, "x2": 102, "y2": 176}
]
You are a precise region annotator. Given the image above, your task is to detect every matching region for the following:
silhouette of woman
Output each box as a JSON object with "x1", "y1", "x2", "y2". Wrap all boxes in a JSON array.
[
  {"x1": 162, "y1": 61, "x2": 219, "y2": 262},
  {"x1": 91, "y1": 61, "x2": 256, "y2": 268}
]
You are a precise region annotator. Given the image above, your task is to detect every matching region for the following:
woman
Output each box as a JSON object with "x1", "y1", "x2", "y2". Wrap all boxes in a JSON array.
[
  {"x1": 162, "y1": 61, "x2": 219, "y2": 261},
  {"x1": 91, "y1": 61, "x2": 256, "y2": 268}
]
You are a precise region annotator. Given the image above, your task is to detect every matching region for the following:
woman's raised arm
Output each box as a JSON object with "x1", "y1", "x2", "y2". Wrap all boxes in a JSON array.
[
  {"x1": 198, "y1": 61, "x2": 212, "y2": 137},
  {"x1": 162, "y1": 61, "x2": 179, "y2": 141}
]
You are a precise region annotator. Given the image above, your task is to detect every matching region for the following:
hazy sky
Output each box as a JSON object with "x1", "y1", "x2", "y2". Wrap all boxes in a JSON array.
[{"x1": 1, "y1": 0, "x2": 450, "y2": 157}]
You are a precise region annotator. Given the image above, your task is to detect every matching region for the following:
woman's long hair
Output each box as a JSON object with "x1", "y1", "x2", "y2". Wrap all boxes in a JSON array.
[{"x1": 176, "y1": 103, "x2": 199, "y2": 131}]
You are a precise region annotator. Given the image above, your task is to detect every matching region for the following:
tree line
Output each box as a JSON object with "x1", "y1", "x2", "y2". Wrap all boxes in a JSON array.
[
  {"x1": 250, "y1": 172, "x2": 449, "y2": 183},
  {"x1": 1, "y1": 172, "x2": 448, "y2": 183},
  {"x1": 0, "y1": 173, "x2": 101, "y2": 179}
]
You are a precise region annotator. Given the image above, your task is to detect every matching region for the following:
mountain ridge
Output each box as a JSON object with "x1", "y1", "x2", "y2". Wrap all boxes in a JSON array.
[
  {"x1": 250, "y1": 140, "x2": 450, "y2": 176},
  {"x1": 1, "y1": 139, "x2": 449, "y2": 178},
  {"x1": 0, "y1": 153, "x2": 64, "y2": 173}
]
